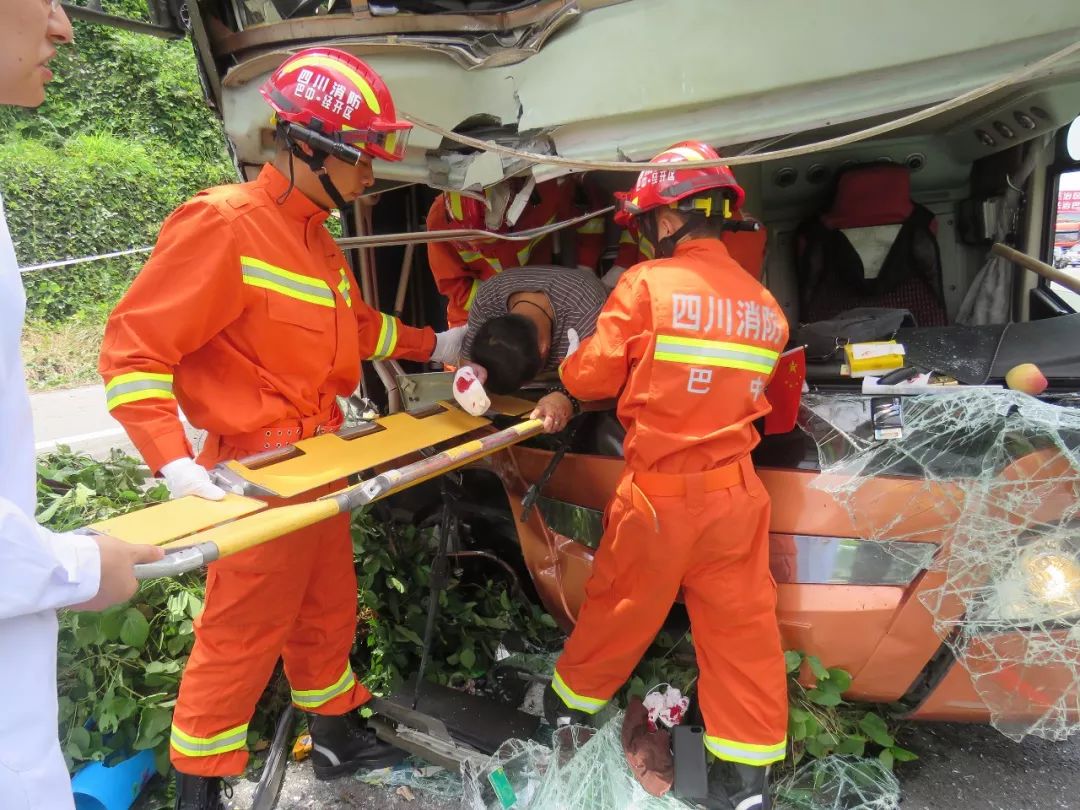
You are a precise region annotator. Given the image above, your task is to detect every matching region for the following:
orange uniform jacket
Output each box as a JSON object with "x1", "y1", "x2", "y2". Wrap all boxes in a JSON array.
[
  {"x1": 100, "y1": 165, "x2": 435, "y2": 472},
  {"x1": 426, "y1": 178, "x2": 606, "y2": 326},
  {"x1": 561, "y1": 238, "x2": 789, "y2": 472}
]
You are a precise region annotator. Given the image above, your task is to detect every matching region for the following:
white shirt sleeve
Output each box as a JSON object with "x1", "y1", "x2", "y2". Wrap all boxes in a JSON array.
[{"x1": 0, "y1": 497, "x2": 101, "y2": 618}]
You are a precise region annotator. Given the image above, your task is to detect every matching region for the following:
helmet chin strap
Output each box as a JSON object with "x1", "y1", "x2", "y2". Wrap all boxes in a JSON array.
[
  {"x1": 279, "y1": 125, "x2": 351, "y2": 211},
  {"x1": 643, "y1": 210, "x2": 712, "y2": 259}
]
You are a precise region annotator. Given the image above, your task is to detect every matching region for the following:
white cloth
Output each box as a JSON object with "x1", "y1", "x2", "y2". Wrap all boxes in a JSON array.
[
  {"x1": 452, "y1": 366, "x2": 490, "y2": 416},
  {"x1": 0, "y1": 193, "x2": 101, "y2": 809},
  {"x1": 160, "y1": 457, "x2": 225, "y2": 500}
]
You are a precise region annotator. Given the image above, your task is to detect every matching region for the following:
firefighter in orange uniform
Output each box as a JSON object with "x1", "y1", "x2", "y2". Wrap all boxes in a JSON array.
[
  {"x1": 426, "y1": 177, "x2": 606, "y2": 326},
  {"x1": 99, "y1": 49, "x2": 464, "y2": 810},
  {"x1": 532, "y1": 141, "x2": 789, "y2": 810}
]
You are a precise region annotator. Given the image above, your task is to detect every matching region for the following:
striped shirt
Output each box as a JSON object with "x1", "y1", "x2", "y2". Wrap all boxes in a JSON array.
[{"x1": 462, "y1": 265, "x2": 607, "y2": 372}]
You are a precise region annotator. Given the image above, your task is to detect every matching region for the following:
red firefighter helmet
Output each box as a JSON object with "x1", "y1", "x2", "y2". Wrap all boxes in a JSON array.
[
  {"x1": 260, "y1": 48, "x2": 412, "y2": 162},
  {"x1": 614, "y1": 141, "x2": 745, "y2": 227}
]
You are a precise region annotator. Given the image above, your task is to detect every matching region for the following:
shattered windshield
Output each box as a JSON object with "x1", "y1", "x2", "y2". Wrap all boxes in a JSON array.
[{"x1": 803, "y1": 390, "x2": 1080, "y2": 741}]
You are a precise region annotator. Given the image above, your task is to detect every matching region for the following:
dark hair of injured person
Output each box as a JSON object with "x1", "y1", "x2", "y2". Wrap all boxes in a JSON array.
[{"x1": 470, "y1": 314, "x2": 544, "y2": 394}]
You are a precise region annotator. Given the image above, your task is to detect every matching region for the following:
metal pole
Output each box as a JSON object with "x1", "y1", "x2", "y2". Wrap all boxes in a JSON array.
[{"x1": 413, "y1": 482, "x2": 454, "y2": 709}]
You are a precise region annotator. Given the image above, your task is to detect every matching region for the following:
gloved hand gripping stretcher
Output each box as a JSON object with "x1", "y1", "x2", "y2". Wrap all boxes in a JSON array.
[{"x1": 86, "y1": 401, "x2": 540, "y2": 579}]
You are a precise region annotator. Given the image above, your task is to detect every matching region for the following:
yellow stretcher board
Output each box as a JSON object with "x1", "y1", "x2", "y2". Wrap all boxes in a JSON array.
[
  {"x1": 89, "y1": 400, "x2": 534, "y2": 547},
  {"x1": 225, "y1": 406, "x2": 490, "y2": 498},
  {"x1": 122, "y1": 418, "x2": 545, "y2": 580},
  {"x1": 90, "y1": 493, "x2": 268, "y2": 546}
]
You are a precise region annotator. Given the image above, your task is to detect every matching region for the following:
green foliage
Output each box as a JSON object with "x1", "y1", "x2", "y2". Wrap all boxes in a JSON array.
[
  {"x1": 2, "y1": 133, "x2": 233, "y2": 321},
  {"x1": 0, "y1": 8, "x2": 234, "y2": 322},
  {"x1": 351, "y1": 510, "x2": 562, "y2": 695},
  {"x1": 36, "y1": 445, "x2": 168, "y2": 530},
  {"x1": 785, "y1": 650, "x2": 917, "y2": 770},
  {"x1": 0, "y1": 6, "x2": 224, "y2": 161}
]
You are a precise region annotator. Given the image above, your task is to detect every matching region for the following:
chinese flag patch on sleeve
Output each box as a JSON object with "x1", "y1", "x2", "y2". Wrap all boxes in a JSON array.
[{"x1": 764, "y1": 346, "x2": 807, "y2": 435}]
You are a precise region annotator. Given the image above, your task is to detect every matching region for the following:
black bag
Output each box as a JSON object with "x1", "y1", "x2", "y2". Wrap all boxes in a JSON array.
[{"x1": 795, "y1": 307, "x2": 916, "y2": 361}]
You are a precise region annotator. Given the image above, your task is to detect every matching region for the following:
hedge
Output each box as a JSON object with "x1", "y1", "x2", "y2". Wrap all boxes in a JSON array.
[{"x1": 1, "y1": 134, "x2": 234, "y2": 321}]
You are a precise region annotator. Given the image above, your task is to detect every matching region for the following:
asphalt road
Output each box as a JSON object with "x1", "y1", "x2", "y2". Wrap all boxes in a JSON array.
[
  {"x1": 898, "y1": 723, "x2": 1079, "y2": 810},
  {"x1": 30, "y1": 382, "x2": 200, "y2": 459},
  {"x1": 222, "y1": 720, "x2": 1080, "y2": 810}
]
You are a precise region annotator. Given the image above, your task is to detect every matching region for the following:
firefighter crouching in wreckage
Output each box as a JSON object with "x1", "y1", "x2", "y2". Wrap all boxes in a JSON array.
[
  {"x1": 426, "y1": 177, "x2": 608, "y2": 328},
  {"x1": 531, "y1": 141, "x2": 790, "y2": 810},
  {"x1": 98, "y1": 48, "x2": 465, "y2": 810}
]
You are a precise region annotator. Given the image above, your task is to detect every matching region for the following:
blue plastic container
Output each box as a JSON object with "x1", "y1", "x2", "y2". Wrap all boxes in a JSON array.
[{"x1": 71, "y1": 749, "x2": 156, "y2": 810}]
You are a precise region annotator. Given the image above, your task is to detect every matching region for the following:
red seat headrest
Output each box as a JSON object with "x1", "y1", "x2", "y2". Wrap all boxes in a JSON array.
[{"x1": 821, "y1": 164, "x2": 915, "y2": 230}]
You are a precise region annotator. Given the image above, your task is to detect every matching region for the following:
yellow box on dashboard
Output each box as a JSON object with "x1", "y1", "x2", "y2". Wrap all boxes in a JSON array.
[{"x1": 843, "y1": 341, "x2": 905, "y2": 378}]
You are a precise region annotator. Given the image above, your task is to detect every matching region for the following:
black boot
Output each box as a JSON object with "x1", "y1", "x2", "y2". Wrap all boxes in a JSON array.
[
  {"x1": 703, "y1": 760, "x2": 770, "y2": 810},
  {"x1": 542, "y1": 682, "x2": 592, "y2": 728},
  {"x1": 174, "y1": 773, "x2": 230, "y2": 810},
  {"x1": 308, "y1": 711, "x2": 406, "y2": 779}
]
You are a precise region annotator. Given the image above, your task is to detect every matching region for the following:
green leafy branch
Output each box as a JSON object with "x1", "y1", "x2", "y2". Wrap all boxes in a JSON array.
[{"x1": 785, "y1": 650, "x2": 917, "y2": 770}]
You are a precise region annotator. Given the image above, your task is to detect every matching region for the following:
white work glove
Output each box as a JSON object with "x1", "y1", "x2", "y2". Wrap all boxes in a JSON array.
[
  {"x1": 160, "y1": 457, "x2": 226, "y2": 501},
  {"x1": 600, "y1": 265, "x2": 627, "y2": 291},
  {"x1": 431, "y1": 325, "x2": 467, "y2": 366},
  {"x1": 565, "y1": 328, "x2": 580, "y2": 360},
  {"x1": 453, "y1": 365, "x2": 491, "y2": 416}
]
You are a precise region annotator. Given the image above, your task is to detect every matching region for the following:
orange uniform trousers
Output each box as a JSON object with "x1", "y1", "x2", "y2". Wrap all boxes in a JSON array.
[
  {"x1": 169, "y1": 436, "x2": 369, "y2": 777},
  {"x1": 552, "y1": 457, "x2": 789, "y2": 766}
]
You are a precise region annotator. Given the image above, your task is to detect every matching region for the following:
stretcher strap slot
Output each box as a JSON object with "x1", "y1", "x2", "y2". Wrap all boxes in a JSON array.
[
  {"x1": 244, "y1": 444, "x2": 306, "y2": 470},
  {"x1": 405, "y1": 403, "x2": 449, "y2": 420},
  {"x1": 338, "y1": 422, "x2": 385, "y2": 441}
]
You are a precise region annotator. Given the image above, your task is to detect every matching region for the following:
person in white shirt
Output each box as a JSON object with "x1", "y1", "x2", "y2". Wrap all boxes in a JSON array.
[{"x1": 0, "y1": 2, "x2": 164, "y2": 807}]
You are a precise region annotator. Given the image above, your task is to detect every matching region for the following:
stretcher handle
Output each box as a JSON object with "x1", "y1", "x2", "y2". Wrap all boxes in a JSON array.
[
  {"x1": 991, "y1": 242, "x2": 1080, "y2": 296},
  {"x1": 133, "y1": 543, "x2": 219, "y2": 580},
  {"x1": 340, "y1": 418, "x2": 545, "y2": 510}
]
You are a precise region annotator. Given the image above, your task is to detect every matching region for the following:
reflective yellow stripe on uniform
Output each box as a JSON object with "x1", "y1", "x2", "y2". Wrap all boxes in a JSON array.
[
  {"x1": 516, "y1": 217, "x2": 555, "y2": 264},
  {"x1": 241, "y1": 256, "x2": 336, "y2": 308},
  {"x1": 459, "y1": 250, "x2": 503, "y2": 275},
  {"x1": 448, "y1": 193, "x2": 465, "y2": 222},
  {"x1": 638, "y1": 235, "x2": 655, "y2": 259},
  {"x1": 464, "y1": 278, "x2": 482, "y2": 312},
  {"x1": 576, "y1": 216, "x2": 605, "y2": 235},
  {"x1": 551, "y1": 670, "x2": 607, "y2": 715},
  {"x1": 105, "y1": 371, "x2": 175, "y2": 411},
  {"x1": 337, "y1": 268, "x2": 352, "y2": 308},
  {"x1": 704, "y1": 734, "x2": 787, "y2": 766},
  {"x1": 170, "y1": 722, "x2": 249, "y2": 758},
  {"x1": 370, "y1": 313, "x2": 399, "y2": 361},
  {"x1": 291, "y1": 666, "x2": 357, "y2": 709},
  {"x1": 654, "y1": 335, "x2": 779, "y2": 375}
]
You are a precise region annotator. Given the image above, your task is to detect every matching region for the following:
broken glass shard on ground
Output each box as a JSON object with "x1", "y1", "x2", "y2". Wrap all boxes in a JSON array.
[
  {"x1": 462, "y1": 714, "x2": 688, "y2": 810},
  {"x1": 774, "y1": 755, "x2": 900, "y2": 810},
  {"x1": 801, "y1": 390, "x2": 1080, "y2": 740}
]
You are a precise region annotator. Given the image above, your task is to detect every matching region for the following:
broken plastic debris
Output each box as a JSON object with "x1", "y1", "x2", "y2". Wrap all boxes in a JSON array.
[
  {"x1": 290, "y1": 732, "x2": 312, "y2": 762},
  {"x1": 642, "y1": 684, "x2": 690, "y2": 731},
  {"x1": 774, "y1": 755, "x2": 900, "y2": 810},
  {"x1": 802, "y1": 390, "x2": 1080, "y2": 741},
  {"x1": 357, "y1": 758, "x2": 463, "y2": 800}
]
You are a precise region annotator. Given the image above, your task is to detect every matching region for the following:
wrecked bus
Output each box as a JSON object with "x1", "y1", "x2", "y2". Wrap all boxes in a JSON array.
[{"x1": 81, "y1": 0, "x2": 1080, "y2": 746}]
